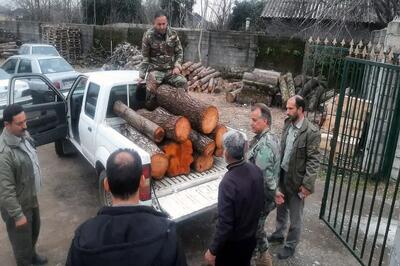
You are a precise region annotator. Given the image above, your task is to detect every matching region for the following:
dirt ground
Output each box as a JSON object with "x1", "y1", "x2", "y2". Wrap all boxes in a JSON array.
[{"x1": 0, "y1": 93, "x2": 361, "y2": 265}]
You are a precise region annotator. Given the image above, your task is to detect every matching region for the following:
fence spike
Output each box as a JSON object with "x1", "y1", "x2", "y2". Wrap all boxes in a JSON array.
[
  {"x1": 341, "y1": 39, "x2": 346, "y2": 46},
  {"x1": 358, "y1": 40, "x2": 363, "y2": 48},
  {"x1": 316, "y1": 37, "x2": 321, "y2": 44},
  {"x1": 332, "y1": 38, "x2": 337, "y2": 46},
  {"x1": 367, "y1": 41, "x2": 372, "y2": 49},
  {"x1": 324, "y1": 38, "x2": 329, "y2": 45},
  {"x1": 350, "y1": 39, "x2": 354, "y2": 46},
  {"x1": 376, "y1": 43, "x2": 382, "y2": 51},
  {"x1": 369, "y1": 47, "x2": 376, "y2": 60},
  {"x1": 362, "y1": 47, "x2": 368, "y2": 58},
  {"x1": 354, "y1": 46, "x2": 360, "y2": 56},
  {"x1": 349, "y1": 46, "x2": 354, "y2": 56},
  {"x1": 308, "y1": 36, "x2": 313, "y2": 44}
]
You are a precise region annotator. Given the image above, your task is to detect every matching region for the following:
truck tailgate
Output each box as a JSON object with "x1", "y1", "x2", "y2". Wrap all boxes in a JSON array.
[{"x1": 153, "y1": 158, "x2": 226, "y2": 222}]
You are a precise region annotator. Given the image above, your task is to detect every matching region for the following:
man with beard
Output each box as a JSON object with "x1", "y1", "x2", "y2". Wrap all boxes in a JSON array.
[
  {"x1": 246, "y1": 103, "x2": 280, "y2": 266},
  {"x1": 268, "y1": 95, "x2": 321, "y2": 259},
  {"x1": 139, "y1": 10, "x2": 187, "y2": 108},
  {"x1": 0, "y1": 104, "x2": 48, "y2": 266}
]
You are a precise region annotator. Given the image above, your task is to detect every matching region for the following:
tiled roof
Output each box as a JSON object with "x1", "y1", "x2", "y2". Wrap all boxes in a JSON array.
[{"x1": 261, "y1": 0, "x2": 379, "y2": 24}]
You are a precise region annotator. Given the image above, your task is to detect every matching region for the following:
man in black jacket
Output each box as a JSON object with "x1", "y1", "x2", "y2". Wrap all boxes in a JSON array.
[
  {"x1": 67, "y1": 148, "x2": 187, "y2": 266},
  {"x1": 204, "y1": 131, "x2": 264, "y2": 266}
]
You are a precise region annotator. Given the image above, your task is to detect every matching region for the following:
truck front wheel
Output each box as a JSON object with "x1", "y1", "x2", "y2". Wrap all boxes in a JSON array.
[{"x1": 98, "y1": 170, "x2": 112, "y2": 206}]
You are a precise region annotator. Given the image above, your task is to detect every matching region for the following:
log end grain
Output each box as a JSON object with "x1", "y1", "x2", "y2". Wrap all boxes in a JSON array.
[
  {"x1": 192, "y1": 155, "x2": 214, "y2": 173},
  {"x1": 175, "y1": 117, "x2": 192, "y2": 142},
  {"x1": 154, "y1": 127, "x2": 166, "y2": 143},
  {"x1": 201, "y1": 106, "x2": 219, "y2": 134},
  {"x1": 151, "y1": 154, "x2": 169, "y2": 179}
]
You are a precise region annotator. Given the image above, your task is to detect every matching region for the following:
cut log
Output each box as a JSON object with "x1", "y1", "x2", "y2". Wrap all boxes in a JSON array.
[
  {"x1": 113, "y1": 101, "x2": 165, "y2": 143},
  {"x1": 226, "y1": 88, "x2": 242, "y2": 103},
  {"x1": 209, "y1": 124, "x2": 228, "y2": 149},
  {"x1": 279, "y1": 75, "x2": 289, "y2": 105},
  {"x1": 208, "y1": 78, "x2": 216, "y2": 93},
  {"x1": 214, "y1": 147, "x2": 224, "y2": 157},
  {"x1": 182, "y1": 61, "x2": 194, "y2": 70},
  {"x1": 243, "y1": 69, "x2": 280, "y2": 86},
  {"x1": 199, "y1": 68, "x2": 216, "y2": 78},
  {"x1": 155, "y1": 85, "x2": 219, "y2": 134},
  {"x1": 189, "y1": 62, "x2": 203, "y2": 72},
  {"x1": 192, "y1": 154, "x2": 214, "y2": 173},
  {"x1": 121, "y1": 125, "x2": 168, "y2": 179},
  {"x1": 189, "y1": 130, "x2": 216, "y2": 156},
  {"x1": 189, "y1": 66, "x2": 205, "y2": 80},
  {"x1": 137, "y1": 107, "x2": 191, "y2": 143},
  {"x1": 286, "y1": 72, "x2": 296, "y2": 97},
  {"x1": 162, "y1": 140, "x2": 193, "y2": 176},
  {"x1": 236, "y1": 89, "x2": 273, "y2": 106},
  {"x1": 199, "y1": 71, "x2": 221, "y2": 86},
  {"x1": 299, "y1": 78, "x2": 319, "y2": 97},
  {"x1": 308, "y1": 86, "x2": 325, "y2": 111}
]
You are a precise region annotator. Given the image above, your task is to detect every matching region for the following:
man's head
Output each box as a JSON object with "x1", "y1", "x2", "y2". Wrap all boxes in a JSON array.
[
  {"x1": 286, "y1": 95, "x2": 306, "y2": 122},
  {"x1": 3, "y1": 104, "x2": 27, "y2": 137},
  {"x1": 250, "y1": 103, "x2": 272, "y2": 134},
  {"x1": 223, "y1": 131, "x2": 246, "y2": 163},
  {"x1": 153, "y1": 10, "x2": 168, "y2": 35},
  {"x1": 104, "y1": 149, "x2": 143, "y2": 202}
]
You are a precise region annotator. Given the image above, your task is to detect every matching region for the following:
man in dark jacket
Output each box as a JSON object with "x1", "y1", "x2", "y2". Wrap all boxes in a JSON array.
[
  {"x1": 268, "y1": 95, "x2": 321, "y2": 259},
  {"x1": 204, "y1": 131, "x2": 264, "y2": 266},
  {"x1": 0, "y1": 104, "x2": 47, "y2": 266},
  {"x1": 67, "y1": 148, "x2": 187, "y2": 266}
]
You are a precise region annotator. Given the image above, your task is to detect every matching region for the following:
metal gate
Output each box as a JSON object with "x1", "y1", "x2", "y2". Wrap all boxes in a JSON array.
[{"x1": 319, "y1": 57, "x2": 400, "y2": 265}]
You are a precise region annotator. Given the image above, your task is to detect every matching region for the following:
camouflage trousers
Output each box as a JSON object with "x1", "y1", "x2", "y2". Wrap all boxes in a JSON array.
[
  {"x1": 147, "y1": 70, "x2": 187, "y2": 90},
  {"x1": 255, "y1": 199, "x2": 276, "y2": 254}
]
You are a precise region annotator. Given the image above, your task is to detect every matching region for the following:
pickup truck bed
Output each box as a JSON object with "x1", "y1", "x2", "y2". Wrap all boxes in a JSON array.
[{"x1": 111, "y1": 119, "x2": 227, "y2": 222}]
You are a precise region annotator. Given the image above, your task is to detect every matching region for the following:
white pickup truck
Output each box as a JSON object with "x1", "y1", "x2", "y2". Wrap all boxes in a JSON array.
[{"x1": 5, "y1": 71, "x2": 227, "y2": 222}]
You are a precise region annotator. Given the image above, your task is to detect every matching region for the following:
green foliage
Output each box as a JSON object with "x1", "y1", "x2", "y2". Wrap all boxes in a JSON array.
[
  {"x1": 229, "y1": 0, "x2": 266, "y2": 31},
  {"x1": 82, "y1": 0, "x2": 142, "y2": 25}
]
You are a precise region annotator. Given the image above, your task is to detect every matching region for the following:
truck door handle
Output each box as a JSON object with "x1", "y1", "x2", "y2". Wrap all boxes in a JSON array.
[{"x1": 88, "y1": 127, "x2": 92, "y2": 132}]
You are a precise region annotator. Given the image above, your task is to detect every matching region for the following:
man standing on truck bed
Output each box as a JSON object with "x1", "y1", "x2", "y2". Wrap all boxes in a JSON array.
[
  {"x1": 139, "y1": 10, "x2": 187, "y2": 103},
  {"x1": 0, "y1": 104, "x2": 48, "y2": 266}
]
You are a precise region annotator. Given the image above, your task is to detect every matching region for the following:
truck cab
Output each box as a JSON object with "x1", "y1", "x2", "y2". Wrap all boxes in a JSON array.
[{"x1": 5, "y1": 71, "x2": 227, "y2": 222}]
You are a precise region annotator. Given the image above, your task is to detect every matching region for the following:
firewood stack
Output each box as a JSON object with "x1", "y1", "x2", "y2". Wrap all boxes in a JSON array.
[
  {"x1": 102, "y1": 42, "x2": 142, "y2": 70},
  {"x1": 115, "y1": 85, "x2": 228, "y2": 180},
  {"x1": 180, "y1": 61, "x2": 226, "y2": 93},
  {"x1": 0, "y1": 42, "x2": 19, "y2": 58},
  {"x1": 41, "y1": 24, "x2": 82, "y2": 63}
]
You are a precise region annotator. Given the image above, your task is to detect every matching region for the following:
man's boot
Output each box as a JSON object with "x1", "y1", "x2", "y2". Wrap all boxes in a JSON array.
[{"x1": 254, "y1": 250, "x2": 273, "y2": 266}]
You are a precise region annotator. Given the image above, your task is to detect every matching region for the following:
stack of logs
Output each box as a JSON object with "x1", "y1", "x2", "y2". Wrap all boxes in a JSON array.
[
  {"x1": 0, "y1": 42, "x2": 19, "y2": 58},
  {"x1": 102, "y1": 42, "x2": 143, "y2": 70},
  {"x1": 114, "y1": 85, "x2": 228, "y2": 180},
  {"x1": 181, "y1": 61, "x2": 223, "y2": 93},
  {"x1": 294, "y1": 75, "x2": 334, "y2": 111}
]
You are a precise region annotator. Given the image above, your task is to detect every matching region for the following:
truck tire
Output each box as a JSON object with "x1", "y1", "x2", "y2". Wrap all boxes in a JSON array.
[{"x1": 98, "y1": 170, "x2": 112, "y2": 206}]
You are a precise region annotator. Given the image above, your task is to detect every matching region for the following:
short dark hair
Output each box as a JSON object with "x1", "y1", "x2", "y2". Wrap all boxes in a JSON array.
[
  {"x1": 294, "y1": 95, "x2": 306, "y2": 113},
  {"x1": 154, "y1": 10, "x2": 168, "y2": 20},
  {"x1": 106, "y1": 149, "x2": 142, "y2": 200},
  {"x1": 3, "y1": 104, "x2": 24, "y2": 123},
  {"x1": 252, "y1": 103, "x2": 272, "y2": 125}
]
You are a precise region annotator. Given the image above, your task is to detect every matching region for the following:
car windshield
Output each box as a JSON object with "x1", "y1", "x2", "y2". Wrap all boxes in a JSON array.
[
  {"x1": 32, "y1": 46, "x2": 59, "y2": 56},
  {"x1": 39, "y1": 58, "x2": 74, "y2": 74},
  {"x1": 0, "y1": 69, "x2": 10, "y2": 80}
]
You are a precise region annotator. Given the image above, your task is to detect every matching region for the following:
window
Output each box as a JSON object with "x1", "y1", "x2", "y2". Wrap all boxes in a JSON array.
[
  {"x1": 84, "y1": 83, "x2": 100, "y2": 119},
  {"x1": 32, "y1": 46, "x2": 59, "y2": 56},
  {"x1": 18, "y1": 46, "x2": 30, "y2": 55},
  {"x1": 14, "y1": 78, "x2": 56, "y2": 106},
  {"x1": 2, "y1": 59, "x2": 17, "y2": 74},
  {"x1": 17, "y1": 59, "x2": 32, "y2": 73},
  {"x1": 38, "y1": 58, "x2": 73, "y2": 74},
  {"x1": 129, "y1": 83, "x2": 146, "y2": 110},
  {"x1": 107, "y1": 85, "x2": 127, "y2": 118}
]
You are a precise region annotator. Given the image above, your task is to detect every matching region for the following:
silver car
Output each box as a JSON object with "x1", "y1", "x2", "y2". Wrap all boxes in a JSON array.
[
  {"x1": 19, "y1": 43, "x2": 60, "y2": 56},
  {"x1": 1, "y1": 55, "x2": 79, "y2": 90}
]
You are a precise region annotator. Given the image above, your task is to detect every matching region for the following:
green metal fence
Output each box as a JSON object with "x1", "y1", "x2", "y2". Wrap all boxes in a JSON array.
[{"x1": 319, "y1": 57, "x2": 400, "y2": 265}]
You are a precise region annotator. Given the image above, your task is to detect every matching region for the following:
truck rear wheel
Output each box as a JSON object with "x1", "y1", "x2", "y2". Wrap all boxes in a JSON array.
[{"x1": 98, "y1": 170, "x2": 112, "y2": 206}]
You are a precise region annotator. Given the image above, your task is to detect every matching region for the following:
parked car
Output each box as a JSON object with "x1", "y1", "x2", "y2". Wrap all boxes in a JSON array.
[
  {"x1": 19, "y1": 43, "x2": 60, "y2": 56},
  {"x1": 1, "y1": 55, "x2": 79, "y2": 90},
  {"x1": 0, "y1": 69, "x2": 30, "y2": 106}
]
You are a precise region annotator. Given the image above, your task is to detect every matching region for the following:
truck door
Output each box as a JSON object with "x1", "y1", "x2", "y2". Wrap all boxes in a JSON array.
[
  {"x1": 4, "y1": 74, "x2": 68, "y2": 146},
  {"x1": 79, "y1": 82, "x2": 100, "y2": 163}
]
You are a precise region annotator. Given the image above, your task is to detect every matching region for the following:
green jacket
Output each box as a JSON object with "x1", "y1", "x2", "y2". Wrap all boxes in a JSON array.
[
  {"x1": 246, "y1": 129, "x2": 280, "y2": 193},
  {"x1": 280, "y1": 117, "x2": 321, "y2": 194},
  {"x1": 0, "y1": 129, "x2": 38, "y2": 221},
  {"x1": 139, "y1": 27, "x2": 184, "y2": 78}
]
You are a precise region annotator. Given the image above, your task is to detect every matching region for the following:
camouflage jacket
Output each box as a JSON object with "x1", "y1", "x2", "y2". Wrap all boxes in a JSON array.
[
  {"x1": 139, "y1": 27, "x2": 184, "y2": 78},
  {"x1": 246, "y1": 129, "x2": 280, "y2": 191}
]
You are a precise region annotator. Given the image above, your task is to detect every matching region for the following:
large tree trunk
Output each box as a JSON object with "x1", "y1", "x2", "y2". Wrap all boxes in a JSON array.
[
  {"x1": 192, "y1": 154, "x2": 214, "y2": 173},
  {"x1": 121, "y1": 125, "x2": 169, "y2": 179},
  {"x1": 137, "y1": 107, "x2": 191, "y2": 143},
  {"x1": 243, "y1": 70, "x2": 280, "y2": 86},
  {"x1": 114, "y1": 101, "x2": 165, "y2": 143},
  {"x1": 162, "y1": 140, "x2": 193, "y2": 177},
  {"x1": 209, "y1": 124, "x2": 228, "y2": 149},
  {"x1": 155, "y1": 85, "x2": 219, "y2": 134},
  {"x1": 189, "y1": 130, "x2": 216, "y2": 156}
]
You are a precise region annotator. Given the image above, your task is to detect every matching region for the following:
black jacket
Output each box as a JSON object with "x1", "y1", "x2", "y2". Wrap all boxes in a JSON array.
[
  {"x1": 209, "y1": 160, "x2": 264, "y2": 255},
  {"x1": 66, "y1": 205, "x2": 187, "y2": 266}
]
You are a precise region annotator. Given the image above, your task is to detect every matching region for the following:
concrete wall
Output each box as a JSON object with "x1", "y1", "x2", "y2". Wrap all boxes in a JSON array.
[{"x1": 0, "y1": 20, "x2": 305, "y2": 74}]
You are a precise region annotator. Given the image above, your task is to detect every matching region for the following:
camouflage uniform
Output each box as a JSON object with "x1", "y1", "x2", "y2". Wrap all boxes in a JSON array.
[
  {"x1": 139, "y1": 27, "x2": 187, "y2": 89},
  {"x1": 246, "y1": 129, "x2": 280, "y2": 254}
]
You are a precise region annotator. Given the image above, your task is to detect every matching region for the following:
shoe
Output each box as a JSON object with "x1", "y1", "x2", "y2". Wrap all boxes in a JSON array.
[
  {"x1": 254, "y1": 250, "x2": 273, "y2": 266},
  {"x1": 267, "y1": 234, "x2": 284, "y2": 244},
  {"x1": 277, "y1": 246, "x2": 295, "y2": 260},
  {"x1": 32, "y1": 253, "x2": 48, "y2": 265}
]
